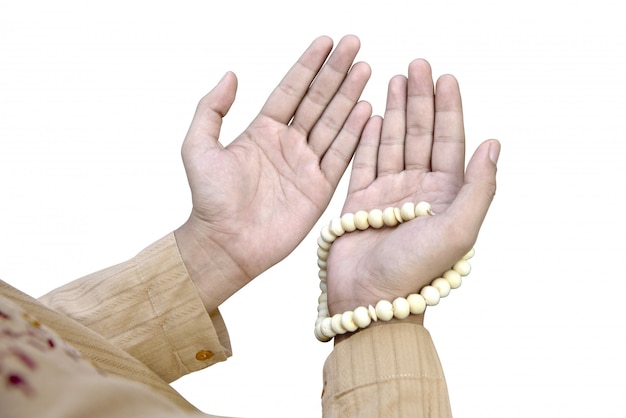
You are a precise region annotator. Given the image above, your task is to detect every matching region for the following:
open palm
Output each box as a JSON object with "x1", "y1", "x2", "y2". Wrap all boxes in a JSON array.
[
  {"x1": 176, "y1": 36, "x2": 372, "y2": 309},
  {"x1": 326, "y1": 59, "x2": 500, "y2": 315}
]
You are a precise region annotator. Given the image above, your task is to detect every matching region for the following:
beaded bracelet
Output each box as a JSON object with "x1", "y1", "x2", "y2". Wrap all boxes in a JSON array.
[{"x1": 314, "y1": 201, "x2": 474, "y2": 342}]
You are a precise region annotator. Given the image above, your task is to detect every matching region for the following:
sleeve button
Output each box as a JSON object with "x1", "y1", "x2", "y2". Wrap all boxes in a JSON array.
[{"x1": 195, "y1": 350, "x2": 214, "y2": 361}]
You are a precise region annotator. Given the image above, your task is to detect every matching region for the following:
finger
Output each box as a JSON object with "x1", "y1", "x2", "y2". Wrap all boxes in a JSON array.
[
  {"x1": 307, "y1": 61, "x2": 371, "y2": 157},
  {"x1": 320, "y1": 100, "x2": 372, "y2": 188},
  {"x1": 432, "y1": 74, "x2": 465, "y2": 182},
  {"x1": 184, "y1": 72, "x2": 238, "y2": 150},
  {"x1": 377, "y1": 75, "x2": 408, "y2": 176},
  {"x1": 289, "y1": 35, "x2": 363, "y2": 137},
  {"x1": 259, "y1": 35, "x2": 355, "y2": 127},
  {"x1": 401, "y1": 140, "x2": 499, "y2": 275},
  {"x1": 347, "y1": 115, "x2": 383, "y2": 195},
  {"x1": 258, "y1": 36, "x2": 334, "y2": 124},
  {"x1": 446, "y1": 139, "x2": 500, "y2": 250},
  {"x1": 404, "y1": 59, "x2": 435, "y2": 170}
]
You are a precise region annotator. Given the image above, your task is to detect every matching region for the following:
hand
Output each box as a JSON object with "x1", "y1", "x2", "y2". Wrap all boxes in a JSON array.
[
  {"x1": 174, "y1": 35, "x2": 372, "y2": 312},
  {"x1": 325, "y1": 59, "x2": 500, "y2": 317}
]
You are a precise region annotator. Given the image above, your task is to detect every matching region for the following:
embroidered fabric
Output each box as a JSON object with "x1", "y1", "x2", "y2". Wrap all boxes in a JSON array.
[{"x1": 0, "y1": 296, "x2": 99, "y2": 399}]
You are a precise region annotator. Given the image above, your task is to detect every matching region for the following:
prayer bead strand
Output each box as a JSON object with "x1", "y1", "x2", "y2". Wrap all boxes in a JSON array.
[{"x1": 314, "y1": 202, "x2": 474, "y2": 342}]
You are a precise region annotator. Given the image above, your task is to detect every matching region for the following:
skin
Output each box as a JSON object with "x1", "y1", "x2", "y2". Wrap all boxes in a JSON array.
[
  {"x1": 174, "y1": 35, "x2": 373, "y2": 313},
  {"x1": 174, "y1": 35, "x2": 500, "y2": 346},
  {"x1": 326, "y1": 59, "x2": 500, "y2": 343}
]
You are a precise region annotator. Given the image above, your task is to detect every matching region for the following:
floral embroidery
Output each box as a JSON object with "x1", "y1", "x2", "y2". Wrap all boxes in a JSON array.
[
  {"x1": 0, "y1": 305, "x2": 83, "y2": 398},
  {"x1": 0, "y1": 309, "x2": 37, "y2": 397}
]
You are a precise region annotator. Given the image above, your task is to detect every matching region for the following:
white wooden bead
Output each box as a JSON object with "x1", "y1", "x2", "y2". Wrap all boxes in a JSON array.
[
  {"x1": 319, "y1": 281, "x2": 327, "y2": 292},
  {"x1": 340, "y1": 311, "x2": 359, "y2": 332},
  {"x1": 340, "y1": 213, "x2": 357, "y2": 232},
  {"x1": 318, "y1": 328, "x2": 332, "y2": 342},
  {"x1": 318, "y1": 269, "x2": 327, "y2": 280},
  {"x1": 407, "y1": 293, "x2": 426, "y2": 315},
  {"x1": 392, "y1": 297, "x2": 411, "y2": 319},
  {"x1": 415, "y1": 201, "x2": 433, "y2": 217},
  {"x1": 317, "y1": 307, "x2": 329, "y2": 318},
  {"x1": 432, "y1": 277, "x2": 451, "y2": 297},
  {"x1": 443, "y1": 269, "x2": 462, "y2": 289},
  {"x1": 375, "y1": 300, "x2": 394, "y2": 321},
  {"x1": 320, "y1": 225, "x2": 337, "y2": 243},
  {"x1": 329, "y1": 217, "x2": 345, "y2": 237},
  {"x1": 320, "y1": 317, "x2": 335, "y2": 338},
  {"x1": 354, "y1": 210, "x2": 370, "y2": 230},
  {"x1": 314, "y1": 323, "x2": 329, "y2": 341},
  {"x1": 315, "y1": 317, "x2": 325, "y2": 327},
  {"x1": 317, "y1": 259, "x2": 327, "y2": 270},
  {"x1": 463, "y1": 247, "x2": 475, "y2": 260},
  {"x1": 317, "y1": 236, "x2": 331, "y2": 250},
  {"x1": 367, "y1": 304, "x2": 378, "y2": 321},
  {"x1": 400, "y1": 202, "x2": 416, "y2": 221},
  {"x1": 382, "y1": 207, "x2": 398, "y2": 227},
  {"x1": 331, "y1": 314, "x2": 347, "y2": 334},
  {"x1": 318, "y1": 292, "x2": 328, "y2": 304},
  {"x1": 353, "y1": 306, "x2": 372, "y2": 328},
  {"x1": 420, "y1": 285, "x2": 441, "y2": 306},
  {"x1": 314, "y1": 322, "x2": 322, "y2": 334},
  {"x1": 317, "y1": 247, "x2": 329, "y2": 261},
  {"x1": 453, "y1": 259, "x2": 471, "y2": 276},
  {"x1": 368, "y1": 209, "x2": 384, "y2": 229},
  {"x1": 394, "y1": 207, "x2": 404, "y2": 223}
]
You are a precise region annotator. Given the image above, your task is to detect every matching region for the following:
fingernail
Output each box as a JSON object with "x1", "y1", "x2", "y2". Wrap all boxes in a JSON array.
[{"x1": 488, "y1": 140, "x2": 500, "y2": 164}]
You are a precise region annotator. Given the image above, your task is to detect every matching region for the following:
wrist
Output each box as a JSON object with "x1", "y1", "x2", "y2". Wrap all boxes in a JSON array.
[
  {"x1": 174, "y1": 217, "x2": 251, "y2": 313},
  {"x1": 333, "y1": 314, "x2": 425, "y2": 346},
  {"x1": 313, "y1": 202, "x2": 474, "y2": 343}
]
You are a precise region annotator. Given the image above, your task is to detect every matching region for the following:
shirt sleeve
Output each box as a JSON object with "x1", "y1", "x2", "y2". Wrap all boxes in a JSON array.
[
  {"x1": 0, "y1": 292, "x2": 232, "y2": 418},
  {"x1": 321, "y1": 322, "x2": 452, "y2": 417},
  {"x1": 38, "y1": 232, "x2": 232, "y2": 383}
]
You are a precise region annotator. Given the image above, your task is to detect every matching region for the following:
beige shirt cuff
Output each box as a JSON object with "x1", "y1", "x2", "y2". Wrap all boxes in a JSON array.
[
  {"x1": 322, "y1": 323, "x2": 452, "y2": 418},
  {"x1": 39, "y1": 232, "x2": 232, "y2": 383}
]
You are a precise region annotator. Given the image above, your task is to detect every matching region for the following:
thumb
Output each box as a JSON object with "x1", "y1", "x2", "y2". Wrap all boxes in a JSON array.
[
  {"x1": 447, "y1": 139, "x2": 500, "y2": 244},
  {"x1": 185, "y1": 71, "x2": 238, "y2": 146}
]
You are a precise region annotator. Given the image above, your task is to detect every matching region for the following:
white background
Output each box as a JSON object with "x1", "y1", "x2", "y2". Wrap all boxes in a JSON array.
[{"x1": 1, "y1": 1, "x2": 625, "y2": 417}]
